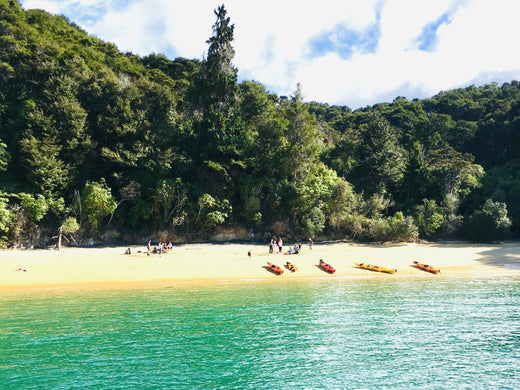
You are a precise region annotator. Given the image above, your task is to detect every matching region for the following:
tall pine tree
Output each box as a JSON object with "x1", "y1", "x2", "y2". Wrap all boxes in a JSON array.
[{"x1": 191, "y1": 5, "x2": 243, "y2": 199}]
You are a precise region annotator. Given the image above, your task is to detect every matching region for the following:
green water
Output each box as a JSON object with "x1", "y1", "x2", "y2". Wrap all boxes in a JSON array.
[{"x1": 1, "y1": 276, "x2": 519, "y2": 389}]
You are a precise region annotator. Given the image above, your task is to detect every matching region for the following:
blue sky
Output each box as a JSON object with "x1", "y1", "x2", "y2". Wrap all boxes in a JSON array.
[{"x1": 20, "y1": 0, "x2": 520, "y2": 109}]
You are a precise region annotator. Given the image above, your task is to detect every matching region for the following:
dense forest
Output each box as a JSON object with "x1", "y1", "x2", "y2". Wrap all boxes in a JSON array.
[{"x1": 1, "y1": 0, "x2": 519, "y2": 247}]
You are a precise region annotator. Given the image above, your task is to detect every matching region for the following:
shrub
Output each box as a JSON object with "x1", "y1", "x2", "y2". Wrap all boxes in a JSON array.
[{"x1": 464, "y1": 199, "x2": 511, "y2": 242}]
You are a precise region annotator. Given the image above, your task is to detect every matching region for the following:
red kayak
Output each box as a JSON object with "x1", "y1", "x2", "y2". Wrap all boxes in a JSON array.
[
  {"x1": 319, "y1": 259, "x2": 336, "y2": 274},
  {"x1": 267, "y1": 262, "x2": 284, "y2": 275}
]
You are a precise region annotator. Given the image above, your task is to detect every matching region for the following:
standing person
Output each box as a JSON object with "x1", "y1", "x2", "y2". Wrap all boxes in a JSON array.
[
  {"x1": 147, "y1": 239, "x2": 151, "y2": 254},
  {"x1": 308, "y1": 238, "x2": 313, "y2": 250},
  {"x1": 269, "y1": 239, "x2": 274, "y2": 254},
  {"x1": 277, "y1": 237, "x2": 283, "y2": 254}
]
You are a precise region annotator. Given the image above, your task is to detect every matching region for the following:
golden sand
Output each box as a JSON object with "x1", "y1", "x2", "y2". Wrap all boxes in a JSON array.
[{"x1": 1, "y1": 242, "x2": 520, "y2": 290}]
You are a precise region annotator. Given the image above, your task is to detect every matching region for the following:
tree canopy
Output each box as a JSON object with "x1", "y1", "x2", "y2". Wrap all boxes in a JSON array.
[{"x1": 0, "y1": 0, "x2": 519, "y2": 247}]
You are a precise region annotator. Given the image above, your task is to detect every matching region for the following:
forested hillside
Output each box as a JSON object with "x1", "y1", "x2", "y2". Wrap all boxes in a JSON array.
[{"x1": 1, "y1": 0, "x2": 518, "y2": 247}]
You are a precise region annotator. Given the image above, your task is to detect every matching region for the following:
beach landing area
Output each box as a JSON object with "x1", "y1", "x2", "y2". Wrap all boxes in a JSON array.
[{"x1": 2, "y1": 242, "x2": 520, "y2": 290}]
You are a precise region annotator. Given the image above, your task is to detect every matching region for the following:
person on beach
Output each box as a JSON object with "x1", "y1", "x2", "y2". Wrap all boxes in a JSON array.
[
  {"x1": 147, "y1": 240, "x2": 151, "y2": 253},
  {"x1": 269, "y1": 239, "x2": 274, "y2": 254},
  {"x1": 277, "y1": 237, "x2": 283, "y2": 254},
  {"x1": 308, "y1": 238, "x2": 313, "y2": 250}
]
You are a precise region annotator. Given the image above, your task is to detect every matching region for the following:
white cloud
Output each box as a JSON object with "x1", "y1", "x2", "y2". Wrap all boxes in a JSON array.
[
  {"x1": 19, "y1": 0, "x2": 520, "y2": 109},
  {"x1": 20, "y1": 0, "x2": 62, "y2": 14}
]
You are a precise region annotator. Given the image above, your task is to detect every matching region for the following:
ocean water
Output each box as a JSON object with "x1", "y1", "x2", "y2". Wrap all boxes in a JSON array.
[{"x1": 1, "y1": 276, "x2": 519, "y2": 389}]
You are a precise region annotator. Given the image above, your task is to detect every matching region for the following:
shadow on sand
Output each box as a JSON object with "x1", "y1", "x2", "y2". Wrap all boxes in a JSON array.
[
  {"x1": 415, "y1": 241, "x2": 520, "y2": 270},
  {"x1": 472, "y1": 243, "x2": 520, "y2": 269},
  {"x1": 262, "y1": 265, "x2": 283, "y2": 275}
]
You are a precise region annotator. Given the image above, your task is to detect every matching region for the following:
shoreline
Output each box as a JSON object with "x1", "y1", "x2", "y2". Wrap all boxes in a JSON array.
[{"x1": 2, "y1": 242, "x2": 520, "y2": 291}]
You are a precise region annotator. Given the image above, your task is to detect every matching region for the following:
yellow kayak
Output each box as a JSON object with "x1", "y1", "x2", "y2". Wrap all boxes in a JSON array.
[
  {"x1": 354, "y1": 262, "x2": 397, "y2": 274},
  {"x1": 285, "y1": 261, "x2": 298, "y2": 272}
]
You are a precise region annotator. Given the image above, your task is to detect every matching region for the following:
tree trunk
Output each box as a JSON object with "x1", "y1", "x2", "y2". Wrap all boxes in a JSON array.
[{"x1": 57, "y1": 226, "x2": 62, "y2": 251}]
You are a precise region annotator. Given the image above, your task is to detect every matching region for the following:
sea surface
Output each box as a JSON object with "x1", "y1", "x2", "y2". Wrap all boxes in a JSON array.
[{"x1": 1, "y1": 276, "x2": 519, "y2": 389}]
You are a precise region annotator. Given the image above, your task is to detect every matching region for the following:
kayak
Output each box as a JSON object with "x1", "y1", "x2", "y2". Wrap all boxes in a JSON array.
[
  {"x1": 354, "y1": 262, "x2": 397, "y2": 274},
  {"x1": 413, "y1": 260, "x2": 440, "y2": 274},
  {"x1": 267, "y1": 261, "x2": 284, "y2": 275},
  {"x1": 319, "y1": 259, "x2": 336, "y2": 273},
  {"x1": 286, "y1": 261, "x2": 298, "y2": 272}
]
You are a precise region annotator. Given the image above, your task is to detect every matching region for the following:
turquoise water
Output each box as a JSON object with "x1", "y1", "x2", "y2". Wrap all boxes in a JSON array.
[{"x1": 1, "y1": 276, "x2": 519, "y2": 389}]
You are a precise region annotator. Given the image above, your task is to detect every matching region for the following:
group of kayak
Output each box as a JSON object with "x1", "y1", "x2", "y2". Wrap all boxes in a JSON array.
[
  {"x1": 267, "y1": 259, "x2": 335, "y2": 275},
  {"x1": 266, "y1": 259, "x2": 440, "y2": 275}
]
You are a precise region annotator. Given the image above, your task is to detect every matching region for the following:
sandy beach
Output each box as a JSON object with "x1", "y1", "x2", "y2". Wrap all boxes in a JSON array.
[{"x1": 1, "y1": 241, "x2": 520, "y2": 290}]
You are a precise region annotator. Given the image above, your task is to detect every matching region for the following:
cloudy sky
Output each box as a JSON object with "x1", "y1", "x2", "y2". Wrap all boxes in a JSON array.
[{"x1": 20, "y1": 0, "x2": 520, "y2": 109}]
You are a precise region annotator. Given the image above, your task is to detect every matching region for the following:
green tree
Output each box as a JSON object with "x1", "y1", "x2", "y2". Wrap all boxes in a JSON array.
[
  {"x1": 57, "y1": 216, "x2": 80, "y2": 249},
  {"x1": 19, "y1": 107, "x2": 70, "y2": 197},
  {"x1": 326, "y1": 178, "x2": 366, "y2": 238},
  {"x1": 283, "y1": 84, "x2": 323, "y2": 182},
  {"x1": 0, "y1": 140, "x2": 9, "y2": 172},
  {"x1": 401, "y1": 141, "x2": 433, "y2": 206},
  {"x1": 19, "y1": 193, "x2": 49, "y2": 222},
  {"x1": 190, "y1": 4, "x2": 243, "y2": 199},
  {"x1": 195, "y1": 193, "x2": 231, "y2": 230},
  {"x1": 202, "y1": 4, "x2": 237, "y2": 109},
  {"x1": 61, "y1": 216, "x2": 80, "y2": 235},
  {"x1": 463, "y1": 199, "x2": 511, "y2": 241},
  {"x1": 272, "y1": 86, "x2": 336, "y2": 235},
  {"x1": 0, "y1": 193, "x2": 14, "y2": 244},
  {"x1": 368, "y1": 212, "x2": 418, "y2": 242},
  {"x1": 293, "y1": 163, "x2": 338, "y2": 236},
  {"x1": 427, "y1": 147, "x2": 484, "y2": 200},
  {"x1": 414, "y1": 199, "x2": 444, "y2": 238},
  {"x1": 354, "y1": 112, "x2": 406, "y2": 195},
  {"x1": 152, "y1": 178, "x2": 187, "y2": 230},
  {"x1": 80, "y1": 179, "x2": 117, "y2": 230}
]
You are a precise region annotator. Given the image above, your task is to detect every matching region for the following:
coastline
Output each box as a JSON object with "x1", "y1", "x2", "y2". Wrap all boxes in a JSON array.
[{"x1": 1, "y1": 241, "x2": 520, "y2": 291}]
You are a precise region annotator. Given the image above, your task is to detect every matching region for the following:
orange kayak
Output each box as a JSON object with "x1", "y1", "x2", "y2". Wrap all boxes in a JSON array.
[
  {"x1": 413, "y1": 260, "x2": 440, "y2": 274},
  {"x1": 267, "y1": 262, "x2": 284, "y2": 275}
]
